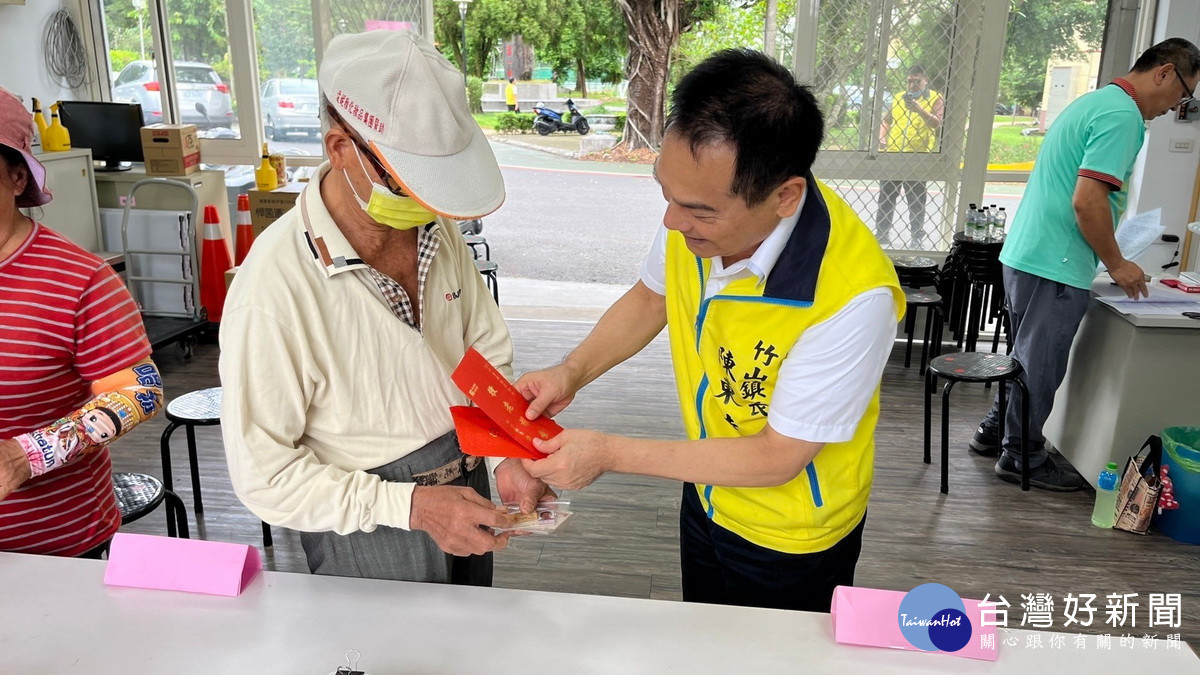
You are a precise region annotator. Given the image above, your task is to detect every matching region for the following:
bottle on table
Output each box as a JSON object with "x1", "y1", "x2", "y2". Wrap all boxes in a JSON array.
[
  {"x1": 1091, "y1": 462, "x2": 1120, "y2": 528},
  {"x1": 965, "y1": 204, "x2": 978, "y2": 239},
  {"x1": 255, "y1": 143, "x2": 278, "y2": 191},
  {"x1": 992, "y1": 207, "x2": 1008, "y2": 241}
]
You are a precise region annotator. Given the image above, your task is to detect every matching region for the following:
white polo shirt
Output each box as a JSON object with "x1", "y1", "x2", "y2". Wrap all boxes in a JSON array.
[
  {"x1": 219, "y1": 162, "x2": 512, "y2": 534},
  {"x1": 640, "y1": 204, "x2": 898, "y2": 444}
]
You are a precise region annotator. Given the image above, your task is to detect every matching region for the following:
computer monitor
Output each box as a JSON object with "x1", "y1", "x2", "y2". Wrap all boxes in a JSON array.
[{"x1": 58, "y1": 101, "x2": 145, "y2": 171}]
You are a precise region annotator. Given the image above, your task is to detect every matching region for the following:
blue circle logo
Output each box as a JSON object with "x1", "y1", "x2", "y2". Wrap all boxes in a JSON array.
[{"x1": 897, "y1": 583, "x2": 973, "y2": 652}]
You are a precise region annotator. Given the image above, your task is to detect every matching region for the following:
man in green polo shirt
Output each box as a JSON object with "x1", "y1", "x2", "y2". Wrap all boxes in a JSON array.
[{"x1": 969, "y1": 38, "x2": 1200, "y2": 491}]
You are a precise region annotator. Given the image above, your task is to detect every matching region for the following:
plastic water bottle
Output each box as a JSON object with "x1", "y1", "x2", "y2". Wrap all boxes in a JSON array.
[
  {"x1": 1091, "y1": 462, "x2": 1120, "y2": 528},
  {"x1": 965, "y1": 205, "x2": 978, "y2": 239},
  {"x1": 993, "y1": 207, "x2": 1007, "y2": 241}
]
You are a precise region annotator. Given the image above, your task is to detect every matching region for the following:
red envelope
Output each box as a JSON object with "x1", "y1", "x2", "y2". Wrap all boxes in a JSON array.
[
  {"x1": 450, "y1": 347, "x2": 561, "y2": 459},
  {"x1": 450, "y1": 406, "x2": 544, "y2": 460}
]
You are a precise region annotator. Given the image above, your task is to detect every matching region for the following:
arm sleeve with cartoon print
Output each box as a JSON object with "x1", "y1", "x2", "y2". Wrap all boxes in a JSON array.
[{"x1": 14, "y1": 359, "x2": 164, "y2": 477}]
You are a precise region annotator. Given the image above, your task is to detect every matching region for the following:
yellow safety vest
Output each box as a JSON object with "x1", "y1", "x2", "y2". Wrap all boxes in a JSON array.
[
  {"x1": 664, "y1": 177, "x2": 905, "y2": 554},
  {"x1": 885, "y1": 88, "x2": 941, "y2": 153},
  {"x1": 505, "y1": 83, "x2": 517, "y2": 106}
]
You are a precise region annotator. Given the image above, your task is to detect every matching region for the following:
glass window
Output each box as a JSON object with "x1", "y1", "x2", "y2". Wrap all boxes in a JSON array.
[{"x1": 279, "y1": 79, "x2": 318, "y2": 96}]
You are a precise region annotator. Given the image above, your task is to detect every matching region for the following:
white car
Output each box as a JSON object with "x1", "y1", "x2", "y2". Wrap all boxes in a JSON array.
[
  {"x1": 112, "y1": 60, "x2": 233, "y2": 129},
  {"x1": 261, "y1": 78, "x2": 320, "y2": 140}
]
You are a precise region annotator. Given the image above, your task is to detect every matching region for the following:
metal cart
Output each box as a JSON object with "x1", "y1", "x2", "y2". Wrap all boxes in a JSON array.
[{"x1": 119, "y1": 178, "x2": 209, "y2": 357}]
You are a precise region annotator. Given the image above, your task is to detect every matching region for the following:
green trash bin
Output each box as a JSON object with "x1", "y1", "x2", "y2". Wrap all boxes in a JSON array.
[{"x1": 1156, "y1": 426, "x2": 1200, "y2": 545}]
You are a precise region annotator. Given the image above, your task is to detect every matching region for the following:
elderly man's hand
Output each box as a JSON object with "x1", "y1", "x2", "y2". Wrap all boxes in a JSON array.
[
  {"x1": 521, "y1": 429, "x2": 615, "y2": 491},
  {"x1": 409, "y1": 485, "x2": 514, "y2": 556},
  {"x1": 1108, "y1": 259, "x2": 1149, "y2": 299},
  {"x1": 494, "y1": 458, "x2": 557, "y2": 513},
  {"x1": 0, "y1": 439, "x2": 32, "y2": 501}
]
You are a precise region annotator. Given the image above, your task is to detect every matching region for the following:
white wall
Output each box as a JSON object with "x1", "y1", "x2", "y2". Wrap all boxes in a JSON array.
[
  {"x1": 0, "y1": 1, "x2": 97, "y2": 118},
  {"x1": 1125, "y1": 0, "x2": 1200, "y2": 271}
]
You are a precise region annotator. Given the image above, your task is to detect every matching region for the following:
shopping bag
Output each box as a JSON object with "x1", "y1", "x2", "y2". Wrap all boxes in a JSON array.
[
  {"x1": 1156, "y1": 426, "x2": 1200, "y2": 545},
  {"x1": 1113, "y1": 436, "x2": 1162, "y2": 535}
]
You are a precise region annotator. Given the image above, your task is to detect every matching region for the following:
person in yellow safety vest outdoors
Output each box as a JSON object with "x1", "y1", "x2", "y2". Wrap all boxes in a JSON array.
[
  {"x1": 514, "y1": 49, "x2": 905, "y2": 613},
  {"x1": 876, "y1": 64, "x2": 944, "y2": 249},
  {"x1": 505, "y1": 77, "x2": 518, "y2": 112}
]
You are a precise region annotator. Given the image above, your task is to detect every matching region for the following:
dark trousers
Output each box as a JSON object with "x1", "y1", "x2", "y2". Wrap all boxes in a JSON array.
[
  {"x1": 679, "y1": 483, "x2": 865, "y2": 612},
  {"x1": 876, "y1": 180, "x2": 928, "y2": 241},
  {"x1": 981, "y1": 265, "x2": 1091, "y2": 468}
]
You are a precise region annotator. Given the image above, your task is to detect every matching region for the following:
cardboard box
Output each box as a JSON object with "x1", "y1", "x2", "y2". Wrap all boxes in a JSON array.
[
  {"x1": 248, "y1": 182, "x2": 304, "y2": 236},
  {"x1": 140, "y1": 124, "x2": 200, "y2": 176}
]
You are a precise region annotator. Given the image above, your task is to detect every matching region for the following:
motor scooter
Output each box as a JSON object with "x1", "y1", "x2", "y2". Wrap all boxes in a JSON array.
[{"x1": 531, "y1": 99, "x2": 590, "y2": 136}]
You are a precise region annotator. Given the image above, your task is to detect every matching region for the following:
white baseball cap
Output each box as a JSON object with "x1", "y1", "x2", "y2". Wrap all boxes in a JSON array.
[{"x1": 319, "y1": 30, "x2": 504, "y2": 219}]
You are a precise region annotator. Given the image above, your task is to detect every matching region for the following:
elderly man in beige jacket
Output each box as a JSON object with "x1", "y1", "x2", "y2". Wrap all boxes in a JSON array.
[{"x1": 220, "y1": 30, "x2": 551, "y2": 583}]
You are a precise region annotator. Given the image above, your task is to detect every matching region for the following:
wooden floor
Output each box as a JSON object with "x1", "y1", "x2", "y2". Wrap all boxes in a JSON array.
[{"x1": 109, "y1": 318, "x2": 1200, "y2": 649}]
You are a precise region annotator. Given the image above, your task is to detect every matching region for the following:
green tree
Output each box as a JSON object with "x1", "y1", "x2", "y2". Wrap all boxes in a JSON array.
[
  {"x1": 253, "y1": 0, "x2": 317, "y2": 80},
  {"x1": 617, "y1": 0, "x2": 717, "y2": 150},
  {"x1": 537, "y1": 0, "x2": 627, "y2": 96},
  {"x1": 434, "y1": 0, "x2": 551, "y2": 79},
  {"x1": 999, "y1": 0, "x2": 1106, "y2": 110}
]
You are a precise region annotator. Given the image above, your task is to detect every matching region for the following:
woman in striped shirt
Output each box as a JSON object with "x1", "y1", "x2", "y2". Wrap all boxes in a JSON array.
[{"x1": 0, "y1": 87, "x2": 164, "y2": 557}]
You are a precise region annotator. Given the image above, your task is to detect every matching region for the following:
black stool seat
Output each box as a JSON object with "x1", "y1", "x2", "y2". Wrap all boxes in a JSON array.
[
  {"x1": 165, "y1": 387, "x2": 222, "y2": 424},
  {"x1": 891, "y1": 255, "x2": 939, "y2": 271},
  {"x1": 905, "y1": 290, "x2": 941, "y2": 306},
  {"x1": 924, "y1": 352, "x2": 1030, "y2": 493},
  {"x1": 113, "y1": 471, "x2": 189, "y2": 537},
  {"x1": 927, "y1": 351, "x2": 1018, "y2": 383}
]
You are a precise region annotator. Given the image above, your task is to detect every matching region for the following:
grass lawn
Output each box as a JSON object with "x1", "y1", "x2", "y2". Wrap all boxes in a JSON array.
[
  {"x1": 473, "y1": 112, "x2": 508, "y2": 132},
  {"x1": 989, "y1": 123, "x2": 1043, "y2": 165}
]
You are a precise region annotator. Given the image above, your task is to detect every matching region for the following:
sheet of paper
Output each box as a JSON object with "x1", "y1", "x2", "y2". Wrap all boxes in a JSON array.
[
  {"x1": 1097, "y1": 292, "x2": 1200, "y2": 315},
  {"x1": 450, "y1": 347, "x2": 562, "y2": 456},
  {"x1": 1098, "y1": 208, "x2": 1164, "y2": 272}
]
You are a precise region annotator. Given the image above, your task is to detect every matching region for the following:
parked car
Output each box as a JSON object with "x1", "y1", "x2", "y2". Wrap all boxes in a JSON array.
[
  {"x1": 261, "y1": 78, "x2": 320, "y2": 140},
  {"x1": 112, "y1": 60, "x2": 233, "y2": 129},
  {"x1": 995, "y1": 103, "x2": 1015, "y2": 115}
]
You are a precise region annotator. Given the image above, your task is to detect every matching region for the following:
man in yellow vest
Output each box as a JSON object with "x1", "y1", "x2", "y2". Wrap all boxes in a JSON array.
[
  {"x1": 876, "y1": 64, "x2": 944, "y2": 248},
  {"x1": 514, "y1": 49, "x2": 905, "y2": 612},
  {"x1": 505, "y1": 77, "x2": 518, "y2": 112}
]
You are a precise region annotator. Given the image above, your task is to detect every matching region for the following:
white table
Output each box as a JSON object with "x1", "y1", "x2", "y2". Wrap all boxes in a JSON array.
[
  {"x1": 1043, "y1": 279, "x2": 1200, "y2": 487},
  {"x1": 1, "y1": 552, "x2": 1195, "y2": 673}
]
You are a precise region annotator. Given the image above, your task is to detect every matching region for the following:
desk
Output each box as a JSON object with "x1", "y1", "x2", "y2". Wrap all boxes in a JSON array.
[
  {"x1": 1, "y1": 552, "x2": 1195, "y2": 673},
  {"x1": 1044, "y1": 280, "x2": 1200, "y2": 487}
]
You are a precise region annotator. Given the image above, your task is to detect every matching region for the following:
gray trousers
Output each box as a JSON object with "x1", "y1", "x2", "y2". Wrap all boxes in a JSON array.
[
  {"x1": 876, "y1": 180, "x2": 928, "y2": 239},
  {"x1": 981, "y1": 265, "x2": 1091, "y2": 468},
  {"x1": 300, "y1": 430, "x2": 493, "y2": 585}
]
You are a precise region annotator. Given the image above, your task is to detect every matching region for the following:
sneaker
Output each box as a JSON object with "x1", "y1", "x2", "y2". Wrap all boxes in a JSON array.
[
  {"x1": 968, "y1": 425, "x2": 999, "y2": 456},
  {"x1": 995, "y1": 454, "x2": 1085, "y2": 492}
]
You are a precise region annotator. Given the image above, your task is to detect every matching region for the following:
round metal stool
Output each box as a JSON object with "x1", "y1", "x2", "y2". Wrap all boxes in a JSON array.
[
  {"x1": 160, "y1": 387, "x2": 273, "y2": 547},
  {"x1": 923, "y1": 352, "x2": 1030, "y2": 494},
  {"x1": 475, "y1": 259, "x2": 499, "y2": 303},
  {"x1": 463, "y1": 234, "x2": 490, "y2": 261},
  {"x1": 113, "y1": 471, "x2": 189, "y2": 537},
  {"x1": 902, "y1": 289, "x2": 944, "y2": 376},
  {"x1": 891, "y1": 255, "x2": 940, "y2": 289}
]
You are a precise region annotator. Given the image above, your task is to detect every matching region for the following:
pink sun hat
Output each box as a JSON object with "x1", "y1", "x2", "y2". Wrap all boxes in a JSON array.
[{"x1": 0, "y1": 87, "x2": 53, "y2": 207}]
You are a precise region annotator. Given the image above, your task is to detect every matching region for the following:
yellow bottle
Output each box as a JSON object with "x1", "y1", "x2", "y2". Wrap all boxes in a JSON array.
[
  {"x1": 254, "y1": 143, "x2": 277, "y2": 191},
  {"x1": 31, "y1": 98, "x2": 49, "y2": 145},
  {"x1": 44, "y1": 102, "x2": 71, "y2": 152}
]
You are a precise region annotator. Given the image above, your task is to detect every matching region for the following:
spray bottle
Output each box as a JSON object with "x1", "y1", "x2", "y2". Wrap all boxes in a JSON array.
[
  {"x1": 31, "y1": 98, "x2": 49, "y2": 146},
  {"x1": 44, "y1": 102, "x2": 71, "y2": 152}
]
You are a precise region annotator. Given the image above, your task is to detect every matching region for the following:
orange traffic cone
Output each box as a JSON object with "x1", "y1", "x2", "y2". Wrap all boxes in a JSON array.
[
  {"x1": 199, "y1": 204, "x2": 233, "y2": 323},
  {"x1": 234, "y1": 193, "x2": 254, "y2": 265}
]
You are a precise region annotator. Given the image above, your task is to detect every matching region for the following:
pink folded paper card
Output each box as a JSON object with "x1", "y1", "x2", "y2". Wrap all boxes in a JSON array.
[
  {"x1": 103, "y1": 532, "x2": 261, "y2": 597},
  {"x1": 831, "y1": 585, "x2": 999, "y2": 661}
]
